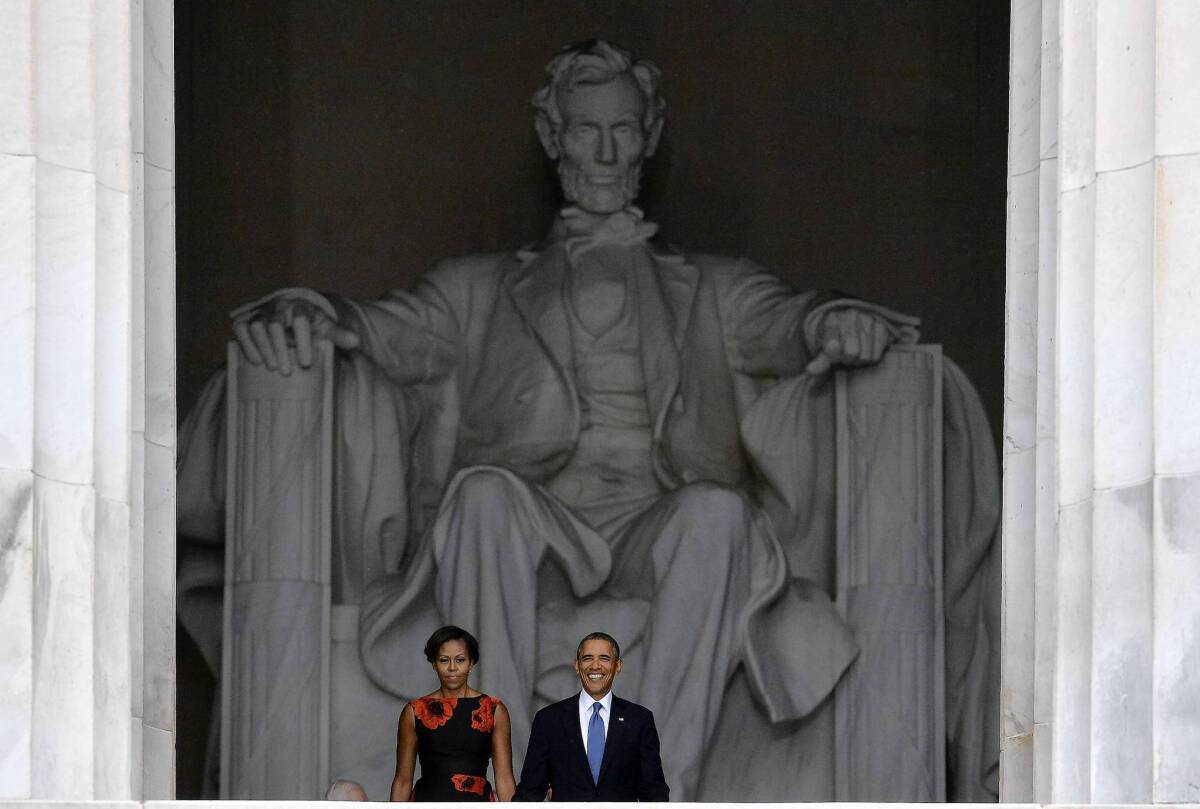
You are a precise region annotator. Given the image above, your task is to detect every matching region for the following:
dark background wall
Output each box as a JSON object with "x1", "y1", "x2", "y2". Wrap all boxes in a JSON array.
[{"x1": 175, "y1": 0, "x2": 1009, "y2": 796}]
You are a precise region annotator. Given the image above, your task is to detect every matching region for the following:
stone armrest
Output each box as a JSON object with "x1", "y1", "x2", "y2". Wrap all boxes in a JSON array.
[{"x1": 220, "y1": 340, "x2": 335, "y2": 799}]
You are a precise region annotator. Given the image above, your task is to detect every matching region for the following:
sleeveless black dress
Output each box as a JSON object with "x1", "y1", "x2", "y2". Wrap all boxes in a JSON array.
[{"x1": 410, "y1": 694, "x2": 501, "y2": 801}]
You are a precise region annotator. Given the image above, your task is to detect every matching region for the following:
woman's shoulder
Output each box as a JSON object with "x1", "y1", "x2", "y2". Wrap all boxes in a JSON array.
[
  {"x1": 476, "y1": 694, "x2": 510, "y2": 717},
  {"x1": 467, "y1": 694, "x2": 506, "y2": 732}
]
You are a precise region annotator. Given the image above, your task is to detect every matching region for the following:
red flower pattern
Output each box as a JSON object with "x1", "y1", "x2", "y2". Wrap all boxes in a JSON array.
[
  {"x1": 451, "y1": 773, "x2": 486, "y2": 796},
  {"x1": 411, "y1": 696, "x2": 457, "y2": 730},
  {"x1": 470, "y1": 696, "x2": 501, "y2": 732}
]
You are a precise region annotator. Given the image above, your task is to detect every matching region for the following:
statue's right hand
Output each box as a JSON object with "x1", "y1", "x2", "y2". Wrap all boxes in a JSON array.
[{"x1": 230, "y1": 288, "x2": 360, "y2": 375}]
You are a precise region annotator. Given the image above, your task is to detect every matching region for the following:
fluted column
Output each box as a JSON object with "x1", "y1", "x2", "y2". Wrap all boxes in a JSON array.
[
  {"x1": 0, "y1": 0, "x2": 175, "y2": 799},
  {"x1": 1002, "y1": 0, "x2": 1200, "y2": 802}
]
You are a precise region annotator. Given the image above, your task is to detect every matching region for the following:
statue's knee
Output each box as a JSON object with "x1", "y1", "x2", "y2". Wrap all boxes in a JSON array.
[
  {"x1": 669, "y1": 482, "x2": 753, "y2": 551},
  {"x1": 443, "y1": 468, "x2": 532, "y2": 553},
  {"x1": 673, "y1": 482, "x2": 751, "y2": 520},
  {"x1": 452, "y1": 467, "x2": 518, "y2": 509}
]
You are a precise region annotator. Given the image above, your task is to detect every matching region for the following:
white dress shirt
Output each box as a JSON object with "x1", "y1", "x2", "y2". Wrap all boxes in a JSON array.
[{"x1": 578, "y1": 690, "x2": 613, "y2": 754}]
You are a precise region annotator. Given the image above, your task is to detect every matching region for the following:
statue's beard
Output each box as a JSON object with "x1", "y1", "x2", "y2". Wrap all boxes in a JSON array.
[{"x1": 557, "y1": 160, "x2": 642, "y2": 214}]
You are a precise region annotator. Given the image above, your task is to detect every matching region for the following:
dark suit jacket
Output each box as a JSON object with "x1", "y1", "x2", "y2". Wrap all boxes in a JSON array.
[{"x1": 515, "y1": 693, "x2": 669, "y2": 801}]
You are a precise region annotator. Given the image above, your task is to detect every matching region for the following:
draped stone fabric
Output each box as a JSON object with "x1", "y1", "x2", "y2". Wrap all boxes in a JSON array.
[{"x1": 736, "y1": 361, "x2": 1000, "y2": 800}]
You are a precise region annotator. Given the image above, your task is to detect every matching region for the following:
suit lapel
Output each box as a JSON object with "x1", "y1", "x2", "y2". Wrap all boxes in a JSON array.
[
  {"x1": 652, "y1": 246, "x2": 700, "y2": 350},
  {"x1": 633, "y1": 246, "x2": 699, "y2": 436},
  {"x1": 562, "y1": 695, "x2": 590, "y2": 777},
  {"x1": 505, "y1": 243, "x2": 574, "y2": 373}
]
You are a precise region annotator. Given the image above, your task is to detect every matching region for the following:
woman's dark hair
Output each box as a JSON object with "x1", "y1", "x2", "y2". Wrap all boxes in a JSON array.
[{"x1": 423, "y1": 625, "x2": 480, "y2": 664}]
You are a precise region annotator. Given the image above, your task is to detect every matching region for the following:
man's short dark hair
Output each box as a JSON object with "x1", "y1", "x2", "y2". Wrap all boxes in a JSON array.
[
  {"x1": 424, "y1": 625, "x2": 480, "y2": 664},
  {"x1": 576, "y1": 631, "x2": 620, "y2": 661}
]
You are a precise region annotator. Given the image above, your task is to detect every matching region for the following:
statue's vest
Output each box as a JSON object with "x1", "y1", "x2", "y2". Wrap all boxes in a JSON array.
[{"x1": 450, "y1": 241, "x2": 753, "y2": 489}]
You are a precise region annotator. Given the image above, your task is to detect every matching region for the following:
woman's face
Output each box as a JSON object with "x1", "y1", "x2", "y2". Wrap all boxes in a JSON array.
[{"x1": 432, "y1": 639, "x2": 473, "y2": 690}]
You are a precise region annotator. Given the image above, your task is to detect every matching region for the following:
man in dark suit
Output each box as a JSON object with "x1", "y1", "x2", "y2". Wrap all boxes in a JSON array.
[{"x1": 516, "y1": 633, "x2": 669, "y2": 801}]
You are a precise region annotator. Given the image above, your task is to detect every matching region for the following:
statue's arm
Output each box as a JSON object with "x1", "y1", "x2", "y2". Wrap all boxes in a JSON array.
[
  {"x1": 718, "y1": 259, "x2": 835, "y2": 376},
  {"x1": 329, "y1": 272, "x2": 462, "y2": 386},
  {"x1": 228, "y1": 263, "x2": 466, "y2": 386},
  {"x1": 719, "y1": 259, "x2": 919, "y2": 377}
]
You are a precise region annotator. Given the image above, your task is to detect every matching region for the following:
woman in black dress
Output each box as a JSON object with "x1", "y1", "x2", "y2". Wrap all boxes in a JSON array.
[{"x1": 390, "y1": 626, "x2": 516, "y2": 801}]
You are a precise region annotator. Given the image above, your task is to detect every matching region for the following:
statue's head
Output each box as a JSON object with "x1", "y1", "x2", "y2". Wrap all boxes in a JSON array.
[{"x1": 532, "y1": 40, "x2": 665, "y2": 215}]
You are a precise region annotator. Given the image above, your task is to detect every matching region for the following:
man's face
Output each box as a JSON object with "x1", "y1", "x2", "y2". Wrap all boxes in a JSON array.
[
  {"x1": 575, "y1": 638, "x2": 623, "y2": 699},
  {"x1": 555, "y1": 74, "x2": 652, "y2": 215}
]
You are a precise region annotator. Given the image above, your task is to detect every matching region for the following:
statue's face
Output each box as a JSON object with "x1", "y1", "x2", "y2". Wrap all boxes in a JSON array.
[{"x1": 555, "y1": 74, "x2": 652, "y2": 214}]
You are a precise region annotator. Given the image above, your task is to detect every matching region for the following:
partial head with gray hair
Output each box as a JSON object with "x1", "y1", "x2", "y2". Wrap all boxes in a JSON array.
[
  {"x1": 532, "y1": 40, "x2": 666, "y2": 214},
  {"x1": 325, "y1": 779, "x2": 368, "y2": 801}
]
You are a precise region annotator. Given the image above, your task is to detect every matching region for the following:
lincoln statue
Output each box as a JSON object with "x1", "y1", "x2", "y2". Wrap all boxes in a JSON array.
[{"x1": 178, "y1": 40, "x2": 1000, "y2": 801}]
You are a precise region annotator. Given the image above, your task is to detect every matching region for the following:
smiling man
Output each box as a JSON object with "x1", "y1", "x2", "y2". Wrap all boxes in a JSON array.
[{"x1": 515, "y1": 633, "x2": 668, "y2": 801}]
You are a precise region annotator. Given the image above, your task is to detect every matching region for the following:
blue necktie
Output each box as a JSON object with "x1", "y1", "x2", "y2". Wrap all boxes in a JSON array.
[{"x1": 587, "y1": 702, "x2": 605, "y2": 783}]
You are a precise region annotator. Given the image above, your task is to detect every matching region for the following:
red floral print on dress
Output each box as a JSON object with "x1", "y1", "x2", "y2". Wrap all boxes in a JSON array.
[
  {"x1": 470, "y1": 696, "x2": 501, "y2": 732},
  {"x1": 451, "y1": 773, "x2": 486, "y2": 796},
  {"x1": 411, "y1": 696, "x2": 457, "y2": 730}
]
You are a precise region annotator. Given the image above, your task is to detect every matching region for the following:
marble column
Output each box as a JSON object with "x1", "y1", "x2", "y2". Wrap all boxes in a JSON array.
[
  {"x1": 0, "y1": 0, "x2": 176, "y2": 800},
  {"x1": 1002, "y1": 0, "x2": 1200, "y2": 802}
]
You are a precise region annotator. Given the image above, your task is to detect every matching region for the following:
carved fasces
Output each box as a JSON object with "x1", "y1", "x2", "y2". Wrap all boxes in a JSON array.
[
  {"x1": 834, "y1": 345, "x2": 945, "y2": 801},
  {"x1": 221, "y1": 342, "x2": 334, "y2": 798}
]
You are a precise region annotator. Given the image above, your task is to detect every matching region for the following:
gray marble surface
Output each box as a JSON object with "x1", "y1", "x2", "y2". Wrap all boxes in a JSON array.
[{"x1": 0, "y1": 0, "x2": 177, "y2": 799}]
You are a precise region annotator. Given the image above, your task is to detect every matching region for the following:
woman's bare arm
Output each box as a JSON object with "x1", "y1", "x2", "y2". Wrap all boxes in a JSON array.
[
  {"x1": 390, "y1": 704, "x2": 417, "y2": 801},
  {"x1": 491, "y1": 702, "x2": 517, "y2": 801}
]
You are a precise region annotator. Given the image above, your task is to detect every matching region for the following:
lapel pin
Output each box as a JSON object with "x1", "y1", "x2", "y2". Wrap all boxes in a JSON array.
[{"x1": 618, "y1": 717, "x2": 624, "y2": 721}]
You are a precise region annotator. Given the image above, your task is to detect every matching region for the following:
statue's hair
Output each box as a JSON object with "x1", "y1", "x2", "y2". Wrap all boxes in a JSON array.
[{"x1": 532, "y1": 40, "x2": 665, "y2": 136}]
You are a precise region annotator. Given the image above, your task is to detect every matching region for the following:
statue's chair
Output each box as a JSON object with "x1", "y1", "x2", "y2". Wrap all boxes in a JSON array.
[{"x1": 215, "y1": 343, "x2": 948, "y2": 801}]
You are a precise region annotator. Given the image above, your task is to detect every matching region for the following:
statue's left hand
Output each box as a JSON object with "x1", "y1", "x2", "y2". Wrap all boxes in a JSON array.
[{"x1": 804, "y1": 307, "x2": 905, "y2": 376}]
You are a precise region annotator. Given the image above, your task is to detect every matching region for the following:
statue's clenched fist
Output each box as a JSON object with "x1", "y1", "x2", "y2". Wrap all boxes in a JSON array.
[
  {"x1": 803, "y1": 303, "x2": 920, "y2": 376},
  {"x1": 230, "y1": 288, "x2": 360, "y2": 375}
]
